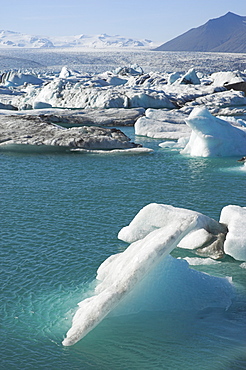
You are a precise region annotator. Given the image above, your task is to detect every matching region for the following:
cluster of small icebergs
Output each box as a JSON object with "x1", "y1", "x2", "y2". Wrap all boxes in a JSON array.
[
  {"x1": 0, "y1": 65, "x2": 246, "y2": 155},
  {"x1": 62, "y1": 203, "x2": 246, "y2": 346}
]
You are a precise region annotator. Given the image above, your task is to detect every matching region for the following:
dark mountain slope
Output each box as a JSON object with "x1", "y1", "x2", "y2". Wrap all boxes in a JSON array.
[{"x1": 155, "y1": 12, "x2": 246, "y2": 53}]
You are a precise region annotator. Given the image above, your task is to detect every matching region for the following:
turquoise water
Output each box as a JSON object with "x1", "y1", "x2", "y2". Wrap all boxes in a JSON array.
[{"x1": 1, "y1": 127, "x2": 246, "y2": 369}]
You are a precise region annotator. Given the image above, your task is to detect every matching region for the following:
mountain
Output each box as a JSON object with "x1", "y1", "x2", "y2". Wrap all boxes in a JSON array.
[
  {"x1": 0, "y1": 30, "x2": 54, "y2": 48},
  {"x1": 0, "y1": 30, "x2": 155, "y2": 49},
  {"x1": 155, "y1": 12, "x2": 246, "y2": 53}
]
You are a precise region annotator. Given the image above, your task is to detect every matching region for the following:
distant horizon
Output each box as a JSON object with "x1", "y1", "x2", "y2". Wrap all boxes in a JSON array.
[{"x1": 1, "y1": 1, "x2": 246, "y2": 44}]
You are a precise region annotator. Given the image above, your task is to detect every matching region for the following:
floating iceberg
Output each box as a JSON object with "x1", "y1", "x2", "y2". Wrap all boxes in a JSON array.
[
  {"x1": 181, "y1": 107, "x2": 246, "y2": 157},
  {"x1": 220, "y1": 205, "x2": 246, "y2": 261},
  {"x1": 62, "y1": 214, "x2": 198, "y2": 346},
  {"x1": 135, "y1": 108, "x2": 191, "y2": 139},
  {"x1": 118, "y1": 203, "x2": 227, "y2": 259},
  {"x1": 0, "y1": 115, "x2": 142, "y2": 150},
  {"x1": 62, "y1": 203, "x2": 237, "y2": 346}
]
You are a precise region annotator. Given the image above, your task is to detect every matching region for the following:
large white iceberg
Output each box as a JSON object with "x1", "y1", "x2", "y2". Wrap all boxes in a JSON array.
[
  {"x1": 181, "y1": 107, "x2": 246, "y2": 157},
  {"x1": 62, "y1": 203, "x2": 234, "y2": 346},
  {"x1": 62, "y1": 214, "x2": 197, "y2": 346}
]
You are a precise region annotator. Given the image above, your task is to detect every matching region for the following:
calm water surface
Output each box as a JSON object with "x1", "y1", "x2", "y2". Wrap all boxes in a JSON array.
[{"x1": 1, "y1": 126, "x2": 246, "y2": 369}]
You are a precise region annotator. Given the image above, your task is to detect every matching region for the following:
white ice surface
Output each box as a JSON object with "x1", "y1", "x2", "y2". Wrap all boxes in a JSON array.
[
  {"x1": 181, "y1": 257, "x2": 221, "y2": 265},
  {"x1": 220, "y1": 205, "x2": 246, "y2": 261},
  {"x1": 63, "y1": 203, "x2": 234, "y2": 346},
  {"x1": 181, "y1": 107, "x2": 246, "y2": 157},
  {"x1": 62, "y1": 214, "x2": 198, "y2": 346},
  {"x1": 210, "y1": 71, "x2": 245, "y2": 87},
  {"x1": 118, "y1": 203, "x2": 223, "y2": 245},
  {"x1": 135, "y1": 116, "x2": 191, "y2": 139}
]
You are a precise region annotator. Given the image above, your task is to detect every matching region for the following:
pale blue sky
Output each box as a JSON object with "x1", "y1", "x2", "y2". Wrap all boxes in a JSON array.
[{"x1": 2, "y1": 0, "x2": 246, "y2": 42}]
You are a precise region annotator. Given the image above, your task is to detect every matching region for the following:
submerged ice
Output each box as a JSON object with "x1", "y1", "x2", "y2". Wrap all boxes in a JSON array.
[{"x1": 62, "y1": 203, "x2": 244, "y2": 347}]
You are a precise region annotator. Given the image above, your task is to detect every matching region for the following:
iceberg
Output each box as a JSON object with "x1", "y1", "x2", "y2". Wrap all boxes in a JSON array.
[
  {"x1": 211, "y1": 71, "x2": 245, "y2": 87},
  {"x1": 0, "y1": 115, "x2": 142, "y2": 150},
  {"x1": 62, "y1": 203, "x2": 234, "y2": 346},
  {"x1": 134, "y1": 108, "x2": 190, "y2": 141},
  {"x1": 181, "y1": 107, "x2": 246, "y2": 157},
  {"x1": 220, "y1": 205, "x2": 246, "y2": 261},
  {"x1": 62, "y1": 214, "x2": 198, "y2": 346},
  {"x1": 181, "y1": 90, "x2": 246, "y2": 114},
  {"x1": 118, "y1": 203, "x2": 227, "y2": 259},
  {"x1": 0, "y1": 71, "x2": 43, "y2": 87},
  {"x1": 179, "y1": 68, "x2": 201, "y2": 85}
]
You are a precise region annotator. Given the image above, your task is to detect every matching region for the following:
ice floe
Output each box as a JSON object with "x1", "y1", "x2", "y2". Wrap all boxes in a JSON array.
[
  {"x1": 0, "y1": 115, "x2": 141, "y2": 150},
  {"x1": 0, "y1": 107, "x2": 144, "y2": 127},
  {"x1": 135, "y1": 108, "x2": 191, "y2": 139}
]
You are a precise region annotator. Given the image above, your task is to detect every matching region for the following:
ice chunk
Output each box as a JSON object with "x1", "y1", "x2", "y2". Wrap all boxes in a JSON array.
[
  {"x1": 128, "y1": 90, "x2": 175, "y2": 109},
  {"x1": 220, "y1": 205, "x2": 246, "y2": 261},
  {"x1": 62, "y1": 215, "x2": 198, "y2": 346},
  {"x1": 118, "y1": 203, "x2": 225, "y2": 244},
  {"x1": 145, "y1": 108, "x2": 187, "y2": 124},
  {"x1": 181, "y1": 107, "x2": 246, "y2": 157},
  {"x1": 211, "y1": 71, "x2": 245, "y2": 87},
  {"x1": 168, "y1": 72, "x2": 181, "y2": 84},
  {"x1": 177, "y1": 228, "x2": 213, "y2": 250},
  {"x1": 32, "y1": 101, "x2": 52, "y2": 109},
  {"x1": 119, "y1": 203, "x2": 227, "y2": 260},
  {"x1": 179, "y1": 68, "x2": 200, "y2": 85},
  {"x1": 63, "y1": 204, "x2": 234, "y2": 346},
  {"x1": 183, "y1": 90, "x2": 246, "y2": 111},
  {"x1": 135, "y1": 108, "x2": 191, "y2": 139},
  {"x1": 135, "y1": 116, "x2": 191, "y2": 139},
  {"x1": 181, "y1": 257, "x2": 221, "y2": 265},
  {"x1": 1, "y1": 71, "x2": 43, "y2": 86},
  {"x1": 59, "y1": 66, "x2": 72, "y2": 79},
  {"x1": 107, "y1": 76, "x2": 127, "y2": 86},
  {"x1": 159, "y1": 137, "x2": 189, "y2": 149},
  {"x1": 0, "y1": 115, "x2": 141, "y2": 150},
  {"x1": 71, "y1": 147, "x2": 153, "y2": 155}
]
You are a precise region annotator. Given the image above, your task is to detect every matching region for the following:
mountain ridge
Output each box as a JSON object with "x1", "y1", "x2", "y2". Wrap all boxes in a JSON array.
[
  {"x1": 155, "y1": 12, "x2": 246, "y2": 53},
  {"x1": 0, "y1": 30, "x2": 155, "y2": 49}
]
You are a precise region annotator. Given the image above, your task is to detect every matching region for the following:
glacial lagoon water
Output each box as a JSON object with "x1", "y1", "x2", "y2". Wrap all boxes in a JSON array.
[
  {"x1": 1, "y1": 128, "x2": 246, "y2": 370},
  {"x1": 1, "y1": 50, "x2": 246, "y2": 369}
]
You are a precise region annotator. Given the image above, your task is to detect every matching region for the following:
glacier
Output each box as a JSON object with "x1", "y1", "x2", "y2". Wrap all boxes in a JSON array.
[{"x1": 62, "y1": 203, "x2": 245, "y2": 346}]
